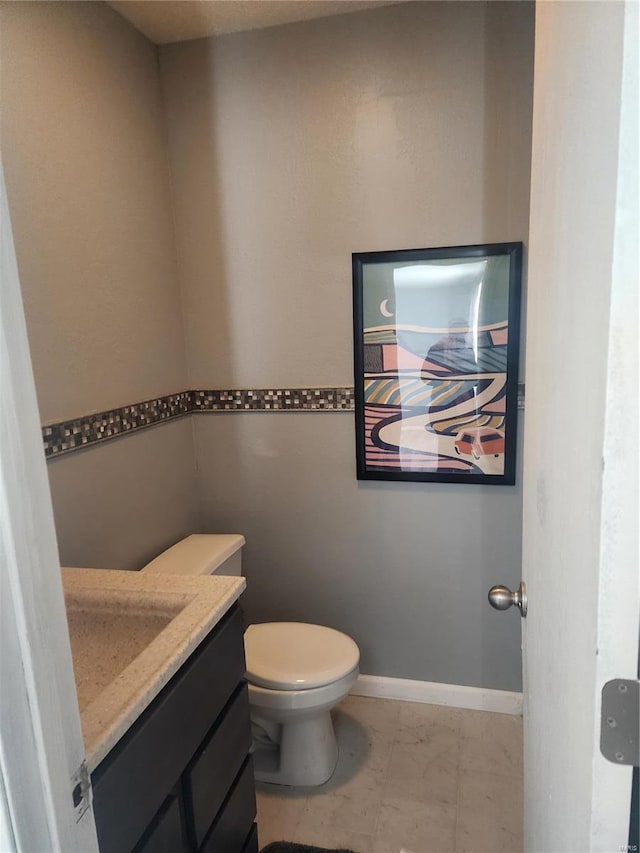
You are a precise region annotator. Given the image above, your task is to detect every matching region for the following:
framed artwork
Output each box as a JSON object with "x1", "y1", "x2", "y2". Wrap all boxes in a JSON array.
[{"x1": 352, "y1": 242, "x2": 522, "y2": 485}]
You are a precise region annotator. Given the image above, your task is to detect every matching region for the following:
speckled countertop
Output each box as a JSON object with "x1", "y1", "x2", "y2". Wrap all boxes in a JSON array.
[{"x1": 62, "y1": 567, "x2": 245, "y2": 771}]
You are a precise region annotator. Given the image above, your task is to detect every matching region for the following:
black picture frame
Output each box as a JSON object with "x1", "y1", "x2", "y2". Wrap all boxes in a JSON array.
[{"x1": 352, "y1": 242, "x2": 522, "y2": 485}]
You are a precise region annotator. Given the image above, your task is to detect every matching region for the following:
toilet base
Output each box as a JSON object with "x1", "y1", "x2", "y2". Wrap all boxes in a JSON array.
[{"x1": 251, "y1": 710, "x2": 338, "y2": 787}]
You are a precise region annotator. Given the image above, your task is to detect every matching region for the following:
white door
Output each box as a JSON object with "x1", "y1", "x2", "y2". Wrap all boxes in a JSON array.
[
  {"x1": 521, "y1": 1, "x2": 638, "y2": 850},
  {"x1": 0, "y1": 165, "x2": 99, "y2": 851}
]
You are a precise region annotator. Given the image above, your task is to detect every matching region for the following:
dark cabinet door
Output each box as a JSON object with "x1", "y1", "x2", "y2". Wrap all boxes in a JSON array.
[
  {"x1": 132, "y1": 794, "x2": 190, "y2": 853},
  {"x1": 199, "y1": 758, "x2": 257, "y2": 853},
  {"x1": 185, "y1": 683, "x2": 252, "y2": 848},
  {"x1": 92, "y1": 605, "x2": 246, "y2": 853}
]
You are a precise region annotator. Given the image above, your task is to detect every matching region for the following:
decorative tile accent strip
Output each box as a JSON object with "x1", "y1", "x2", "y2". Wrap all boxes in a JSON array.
[
  {"x1": 192, "y1": 387, "x2": 355, "y2": 412},
  {"x1": 42, "y1": 383, "x2": 528, "y2": 458},
  {"x1": 42, "y1": 392, "x2": 193, "y2": 458},
  {"x1": 42, "y1": 388, "x2": 356, "y2": 458}
]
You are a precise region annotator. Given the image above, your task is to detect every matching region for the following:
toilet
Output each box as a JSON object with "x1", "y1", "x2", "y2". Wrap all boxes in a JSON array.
[{"x1": 142, "y1": 534, "x2": 360, "y2": 786}]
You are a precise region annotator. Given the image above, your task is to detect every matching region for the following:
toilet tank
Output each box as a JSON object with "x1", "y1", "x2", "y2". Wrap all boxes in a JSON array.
[{"x1": 141, "y1": 534, "x2": 245, "y2": 577}]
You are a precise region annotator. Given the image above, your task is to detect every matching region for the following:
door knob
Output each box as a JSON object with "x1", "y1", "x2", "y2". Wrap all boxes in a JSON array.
[{"x1": 488, "y1": 581, "x2": 527, "y2": 617}]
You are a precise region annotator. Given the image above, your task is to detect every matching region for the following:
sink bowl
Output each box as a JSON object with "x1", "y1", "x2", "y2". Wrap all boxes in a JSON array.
[
  {"x1": 65, "y1": 587, "x2": 188, "y2": 710},
  {"x1": 61, "y1": 567, "x2": 245, "y2": 770}
]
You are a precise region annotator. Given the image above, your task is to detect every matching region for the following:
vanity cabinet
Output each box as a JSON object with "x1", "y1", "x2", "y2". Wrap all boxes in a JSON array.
[{"x1": 91, "y1": 604, "x2": 258, "y2": 853}]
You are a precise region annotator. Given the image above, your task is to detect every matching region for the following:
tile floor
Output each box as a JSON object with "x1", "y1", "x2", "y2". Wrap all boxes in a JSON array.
[{"x1": 255, "y1": 695, "x2": 523, "y2": 853}]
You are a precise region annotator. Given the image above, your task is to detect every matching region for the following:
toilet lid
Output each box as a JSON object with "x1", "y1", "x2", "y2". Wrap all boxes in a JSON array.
[{"x1": 244, "y1": 622, "x2": 360, "y2": 690}]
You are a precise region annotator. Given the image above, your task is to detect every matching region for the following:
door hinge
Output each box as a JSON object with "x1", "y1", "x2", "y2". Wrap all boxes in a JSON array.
[
  {"x1": 71, "y1": 761, "x2": 92, "y2": 821},
  {"x1": 600, "y1": 679, "x2": 639, "y2": 767}
]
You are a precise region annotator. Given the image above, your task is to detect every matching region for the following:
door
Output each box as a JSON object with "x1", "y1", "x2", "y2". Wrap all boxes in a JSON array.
[
  {"x1": 521, "y1": 1, "x2": 638, "y2": 850},
  {"x1": 0, "y1": 164, "x2": 99, "y2": 851}
]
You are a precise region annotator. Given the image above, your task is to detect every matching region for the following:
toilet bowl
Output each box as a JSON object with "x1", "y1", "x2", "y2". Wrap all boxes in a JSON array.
[
  {"x1": 245, "y1": 621, "x2": 359, "y2": 786},
  {"x1": 142, "y1": 534, "x2": 360, "y2": 786}
]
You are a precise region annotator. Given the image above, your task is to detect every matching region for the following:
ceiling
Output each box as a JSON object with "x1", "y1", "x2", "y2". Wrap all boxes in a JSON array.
[{"x1": 107, "y1": 1, "x2": 401, "y2": 44}]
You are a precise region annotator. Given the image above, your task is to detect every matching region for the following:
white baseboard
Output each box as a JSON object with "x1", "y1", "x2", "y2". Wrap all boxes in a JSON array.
[{"x1": 350, "y1": 674, "x2": 523, "y2": 715}]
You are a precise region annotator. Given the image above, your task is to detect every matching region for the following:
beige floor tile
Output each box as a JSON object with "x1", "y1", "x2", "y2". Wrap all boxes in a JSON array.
[
  {"x1": 292, "y1": 823, "x2": 374, "y2": 853},
  {"x1": 391, "y1": 714, "x2": 460, "y2": 768},
  {"x1": 373, "y1": 798, "x2": 457, "y2": 853},
  {"x1": 297, "y1": 765, "x2": 387, "y2": 836},
  {"x1": 255, "y1": 782, "x2": 308, "y2": 847},
  {"x1": 339, "y1": 695, "x2": 403, "y2": 735},
  {"x1": 395, "y1": 701, "x2": 462, "y2": 743},
  {"x1": 254, "y1": 699, "x2": 525, "y2": 853},
  {"x1": 331, "y1": 706, "x2": 395, "y2": 779},
  {"x1": 383, "y1": 700, "x2": 461, "y2": 808},
  {"x1": 456, "y1": 769, "x2": 523, "y2": 853},
  {"x1": 459, "y1": 710, "x2": 523, "y2": 778},
  {"x1": 384, "y1": 743, "x2": 459, "y2": 807}
]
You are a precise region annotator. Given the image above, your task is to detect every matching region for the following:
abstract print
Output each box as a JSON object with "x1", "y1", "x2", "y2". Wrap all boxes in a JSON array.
[{"x1": 354, "y1": 245, "x2": 522, "y2": 483}]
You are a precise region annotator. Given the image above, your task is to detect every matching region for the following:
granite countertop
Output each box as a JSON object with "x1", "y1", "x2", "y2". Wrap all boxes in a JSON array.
[{"x1": 62, "y1": 567, "x2": 245, "y2": 771}]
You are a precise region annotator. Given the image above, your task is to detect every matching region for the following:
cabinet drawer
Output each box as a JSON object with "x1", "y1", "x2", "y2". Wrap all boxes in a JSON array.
[
  {"x1": 132, "y1": 794, "x2": 188, "y2": 853},
  {"x1": 185, "y1": 683, "x2": 251, "y2": 848},
  {"x1": 92, "y1": 605, "x2": 245, "y2": 853},
  {"x1": 200, "y1": 757, "x2": 256, "y2": 853}
]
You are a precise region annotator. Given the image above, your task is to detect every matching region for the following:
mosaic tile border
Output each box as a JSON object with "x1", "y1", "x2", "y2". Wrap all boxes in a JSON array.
[
  {"x1": 42, "y1": 391, "x2": 193, "y2": 458},
  {"x1": 42, "y1": 384, "x2": 524, "y2": 458},
  {"x1": 193, "y1": 387, "x2": 355, "y2": 412},
  {"x1": 42, "y1": 387, "x2": 355, "y2": 458}
]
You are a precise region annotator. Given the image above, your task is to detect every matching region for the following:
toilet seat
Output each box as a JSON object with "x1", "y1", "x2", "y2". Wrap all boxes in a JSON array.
[
  {"x1": 248, "y1": 668, "x2": 359, "y2": 711},
  {"x1": 244, "y1": 622, "x2": 360, "y2": 691}
]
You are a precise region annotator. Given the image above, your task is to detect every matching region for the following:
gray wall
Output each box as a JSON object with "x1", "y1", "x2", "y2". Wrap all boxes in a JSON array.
[
  {"x1": 195, "y1": 414, "x2": 526, "y2": 689},
  {"x1": 47, "y1": 419, "x2": 199, "y2": 570},
  {"x1": 1, "y1": 1, "x2": 200, "y2": 567},
  {"x1": 162, "y1": 2, "x2": 534, "y2": 690},
  {"x1": 2, "y1": 0, "x2": 534, "y2": 689}
]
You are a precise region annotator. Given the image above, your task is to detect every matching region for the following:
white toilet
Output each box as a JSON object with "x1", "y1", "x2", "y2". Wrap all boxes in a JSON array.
[{"x1": 142, "y1": 534, "x2": 360, "y2": 787}]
